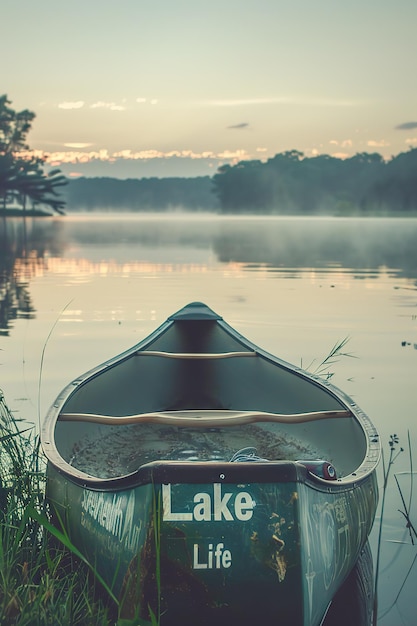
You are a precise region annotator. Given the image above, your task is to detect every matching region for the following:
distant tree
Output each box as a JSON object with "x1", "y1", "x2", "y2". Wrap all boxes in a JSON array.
[
  {"x1": 0, "y1": 95, "x2": 67, "y2": 214},
  {"x1": 366, "y1": 148, "x2": 417, "y2": 211}
]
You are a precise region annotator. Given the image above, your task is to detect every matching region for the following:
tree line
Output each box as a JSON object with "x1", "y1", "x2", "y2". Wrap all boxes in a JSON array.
[
  {"x1": 64, "y1": 176, "x2": 217, "y2": 211},
  {"x1": 212, "y1": 149, "x2": 417, "y2": 214}
]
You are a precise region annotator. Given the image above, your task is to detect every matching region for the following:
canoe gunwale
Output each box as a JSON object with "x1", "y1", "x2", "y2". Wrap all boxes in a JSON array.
[{"x1": 45, "y1": 457, "x2": 377, "y2": 493}]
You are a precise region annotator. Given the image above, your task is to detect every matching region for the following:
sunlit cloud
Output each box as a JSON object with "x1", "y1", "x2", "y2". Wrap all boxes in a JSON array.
[
  {"x1": 30, "y1": 147, "x2": 251, "y2": 167},
  {"x1": 367, "y1": 139, "x2": 390, "y2": 148},
  {"x1": 329, "y1": 139, "x2": 353, "y2": 147},
  {"x1": 135, "y1": 97, "x2": 158, "y2": 105},
  {"x1": 42, "y1": 149, "x2": 111, "y2": 164},
  {"x1": 331, "y1": 152, "x2": 350, "y2": 159},
  {"x1": 405, "y1": 137, "x2": 417, "y2": 145},
  {"x1": 58, "y1": 101, "x2": 85, "y2": 109},
  {"x1": 64, "y1": 142, "x2": 94, "y2": 149},
  {"x1": 90, "y1": 101, "x2": 126, "y2": 111},
  {"x1": 256, "y1": 147, "x2": 268, "y2": 152},
  {"x1": 111, "y1": 149, "x2": 246, "y2": 161},
  {"x1": 217, "y1": 149, "x2": 250, "y2": 164}
]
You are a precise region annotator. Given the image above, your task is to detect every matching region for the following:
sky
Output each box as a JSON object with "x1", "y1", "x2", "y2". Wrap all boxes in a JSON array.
[{"x1": 2, "y1": 0, "x2": 417, "y2": 179}]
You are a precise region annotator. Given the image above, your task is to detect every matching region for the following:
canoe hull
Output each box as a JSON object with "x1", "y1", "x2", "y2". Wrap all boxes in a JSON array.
[{"x1": 47, "y1": 459, "x2": 377, "y2": 625}]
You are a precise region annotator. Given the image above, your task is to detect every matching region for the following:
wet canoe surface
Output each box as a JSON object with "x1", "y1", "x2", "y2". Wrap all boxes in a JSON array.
[{"x1": 68, "y1": 421, "x2": 323, "y2": 479}]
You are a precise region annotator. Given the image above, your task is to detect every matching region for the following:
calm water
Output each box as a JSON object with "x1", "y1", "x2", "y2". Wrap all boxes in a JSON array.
[{"x1": 1, "y1": 213, "x2": 416, "y2": 624}]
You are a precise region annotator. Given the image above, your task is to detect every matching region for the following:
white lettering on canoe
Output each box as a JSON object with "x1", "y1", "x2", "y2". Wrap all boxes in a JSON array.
[
  {"x1": 193, "y1": 542, "x2": 232, "y2": 569},
  {"x1": 81, "y1": 490, "x2": 141, "y2": 551},
  {"x1": 162, "y1": 483, "x2": 255, "y2": 522}
]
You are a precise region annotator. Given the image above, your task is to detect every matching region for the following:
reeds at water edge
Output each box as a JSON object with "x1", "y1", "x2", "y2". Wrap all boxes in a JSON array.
[
  {"x1": 0, "y1": 390, "x2": 116, "y2": 626},
  {"x1": 373, "y1": 432, "x2": 416, "y2": 625}
]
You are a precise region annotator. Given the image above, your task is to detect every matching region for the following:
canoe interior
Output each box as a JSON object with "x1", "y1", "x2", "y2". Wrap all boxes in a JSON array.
[{"x1": 53, "y1": 319, "x2": 367, "y2": 481}]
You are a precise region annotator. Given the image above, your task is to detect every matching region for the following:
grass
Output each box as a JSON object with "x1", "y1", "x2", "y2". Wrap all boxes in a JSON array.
[
  {"x1": 305, "y1": 336, "x2": 356, "y2": 380},
  {"x1": 0, "y1": 389, "x2": 118, "y2": 626},
  {"x1": 373, "y1": 432, "x2": 416, "y2": 625}
]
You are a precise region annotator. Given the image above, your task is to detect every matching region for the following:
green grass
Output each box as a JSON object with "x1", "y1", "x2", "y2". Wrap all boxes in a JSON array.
[{"x1": 0, "y1": 390, "x2": 118, "y2": 626}]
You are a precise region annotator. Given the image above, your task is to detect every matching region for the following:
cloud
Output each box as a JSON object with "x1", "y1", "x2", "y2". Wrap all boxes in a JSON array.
[
  {"x1": 64, "y1": 142, "x2": 94, "y2": 149},
  {"x1": 33, "y1": 147, "x2": 251, "y2": 167},
  {"x1": 42, "y1": 149, "x2": 111, "y2": 164},
  {"x1": 405, "y1": 137, "x2": 417, "y2": 145},
  {"x1": 90, "y1": 101, "x2": 126, "y2": 111},
  {"x1": 367, "y1": 139, "x2": 390, "y2": 148},
  {"x1": 330, "y1": 152, "x2": 350, "y2": 160},
  {"x1": 329, "y1": 139, "x2": 353, "y2": 147},
  {"x1": 208, "y1": 97, "x2": 288, "y2": 107},
  {"x1": 135, "y1": 97, "x2": 158, "y2": 105},
  {"x1": 58, "y1": 101, "x2": 85, "y2": 110},
  {"x1": 395, "y1": 121, "x2": 417, "y2": 130},
  {"x1": 227, "y1": 123, "x2": 249, "y2": 130}
]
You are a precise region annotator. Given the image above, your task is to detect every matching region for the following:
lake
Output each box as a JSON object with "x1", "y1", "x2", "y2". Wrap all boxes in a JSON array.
[{"x1": 1, "y1": 213, "x2": 416, "y2": 624}]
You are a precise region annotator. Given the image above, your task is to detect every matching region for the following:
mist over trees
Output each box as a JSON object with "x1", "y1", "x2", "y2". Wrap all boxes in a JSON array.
[
  {"x1": 63, "y1": 149, "x2": 417, "y2": 215},
  {"x1": 212, "y1": 149, "x2": 417, "y2": 214}
]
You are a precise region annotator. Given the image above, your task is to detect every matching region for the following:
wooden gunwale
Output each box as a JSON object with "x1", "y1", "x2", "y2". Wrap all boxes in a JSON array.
[{"x1": 58, "y1": 408, "x2": 352, "y2": 427}]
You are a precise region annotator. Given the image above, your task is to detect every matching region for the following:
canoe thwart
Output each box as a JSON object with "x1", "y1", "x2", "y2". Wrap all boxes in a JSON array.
[
  {"x1": 58, "y1": 408, "x2": 352, "y2": 427},
  {"x1": 135, "y1": 350, "x2": 257, "y2": 359}
]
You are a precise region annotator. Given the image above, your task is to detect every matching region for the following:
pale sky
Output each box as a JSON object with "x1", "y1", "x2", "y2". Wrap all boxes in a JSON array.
[{"x1": 3, "y1": 0, "x2": 417, "y2": 178}]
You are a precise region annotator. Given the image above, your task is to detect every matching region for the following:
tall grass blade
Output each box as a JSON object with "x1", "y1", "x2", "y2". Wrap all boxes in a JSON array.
[{"x1": 26, "y1": 506, "x2": 119, "y2": 606}]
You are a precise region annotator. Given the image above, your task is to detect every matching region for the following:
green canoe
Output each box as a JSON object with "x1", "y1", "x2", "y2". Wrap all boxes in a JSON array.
[{"x1": 42, "y1": 302, "x2": 380, "y2": 625}]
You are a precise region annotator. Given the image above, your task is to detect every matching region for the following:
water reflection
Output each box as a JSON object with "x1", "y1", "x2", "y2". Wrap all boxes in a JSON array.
[
  {"x1": 1, "y1": 215, "x2": 416, "y2": 333},
  {"x1": 0, "y1": 219, "x2": 39, "y2": 335}
]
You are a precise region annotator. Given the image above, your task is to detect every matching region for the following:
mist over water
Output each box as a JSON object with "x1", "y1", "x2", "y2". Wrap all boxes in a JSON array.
[{"x1": 0, "y1": 213, "x2": 416, "y2": 624}]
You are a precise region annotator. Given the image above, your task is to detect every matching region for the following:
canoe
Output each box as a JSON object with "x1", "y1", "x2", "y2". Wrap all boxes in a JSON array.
[{"x1": 42, "y1": 302, "x2": 380, "y2": 626}]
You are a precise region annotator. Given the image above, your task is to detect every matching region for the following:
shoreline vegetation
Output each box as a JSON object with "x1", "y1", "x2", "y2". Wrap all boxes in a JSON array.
[{"x1": 0, "y1": 389, "x2": 118, "y2": 625}]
